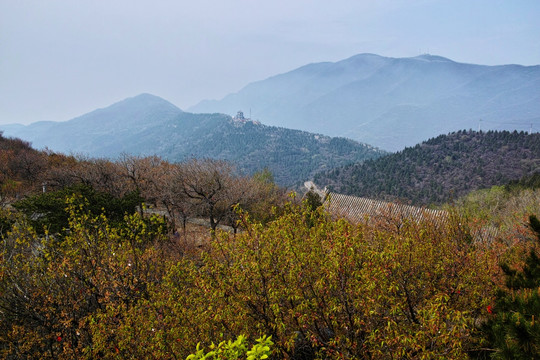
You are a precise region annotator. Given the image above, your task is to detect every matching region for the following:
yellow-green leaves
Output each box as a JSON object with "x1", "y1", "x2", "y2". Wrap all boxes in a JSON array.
[{"x1": 185, "y1": 335, "x2": 273, "y2": 360}]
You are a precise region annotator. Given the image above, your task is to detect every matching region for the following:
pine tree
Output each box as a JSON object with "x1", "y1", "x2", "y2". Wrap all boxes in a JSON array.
[{"x1": 477, "y1": 215, "x2": 540, "y2": 359}]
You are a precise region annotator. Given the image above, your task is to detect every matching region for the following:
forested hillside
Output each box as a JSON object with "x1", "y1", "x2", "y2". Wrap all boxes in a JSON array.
[
  {"x1": 156, "y1": 114, "x2": 384, "y2": 186},
  {"x1": 1, "y1": 94, "x2": 384, "y2": 187},
  {"x1": 314, "y1": 130, "x2": 540, "y2": 205}
]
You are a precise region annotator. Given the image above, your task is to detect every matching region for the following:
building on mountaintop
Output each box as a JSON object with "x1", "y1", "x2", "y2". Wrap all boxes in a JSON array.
[
  {"x1": 234, "y1": 111, "x2": 245, "y2": 120},
  {"x1": 232, "y1": 110, "x2": 261, "y2": 125}
]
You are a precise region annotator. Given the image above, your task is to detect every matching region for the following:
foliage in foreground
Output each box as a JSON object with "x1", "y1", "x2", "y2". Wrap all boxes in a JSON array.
[
  {"x1": 0, "y1": 195, "x2": 168, "y2": 358},
  {"x1": 0, "y1": 193, "x2": 536, "y2": 359},
  {"x1": 186, "y1": 335, "x2": 273, "y2": 360}
]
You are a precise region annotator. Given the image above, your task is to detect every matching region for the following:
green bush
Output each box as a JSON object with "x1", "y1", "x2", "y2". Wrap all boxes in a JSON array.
[{"x1": 186, "y1": 335, "x2": 273, "y2": 360}]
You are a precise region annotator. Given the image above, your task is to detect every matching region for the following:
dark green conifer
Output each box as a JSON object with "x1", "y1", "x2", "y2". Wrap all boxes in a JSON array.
[{"x1": 476, "y1": 215, "x2": 540, "y2": 359}]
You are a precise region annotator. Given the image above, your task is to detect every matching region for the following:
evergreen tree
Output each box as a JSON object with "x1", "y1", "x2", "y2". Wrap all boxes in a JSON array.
[
  {"x1": 476, "y1": 215, "x2": 540, "y2": 359},
  {"x1": 13, "y1": 183, "x2": 142, "y2": 235}
]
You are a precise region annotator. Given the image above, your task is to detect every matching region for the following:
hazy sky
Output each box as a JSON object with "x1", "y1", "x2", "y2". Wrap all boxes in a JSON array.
[{"x1": 1, "y1": 0, "x2": 539, "y2": 125}]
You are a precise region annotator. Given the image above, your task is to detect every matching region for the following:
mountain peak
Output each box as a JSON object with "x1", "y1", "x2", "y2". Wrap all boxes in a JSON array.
[
  {"x1": 188, "y1": 53, "x2": 539, "y2": 151},
  {"x1": 0, "y1": 93, "x2": 186, "y2": 154},
  {"x1": 110, "y1": 93, "x2": 182, "y2": 112},
  {"x1": 68, "y1": 94, "x2": 183, "y2": 131},
  {"x1": 412, "y1": 54, "x2": 454, "y2": 62}
]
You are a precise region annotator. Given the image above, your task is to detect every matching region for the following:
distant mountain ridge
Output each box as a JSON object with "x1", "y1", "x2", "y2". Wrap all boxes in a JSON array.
[
  {"x1": 1, "y1": 94, "x2": 183, "y2": 155},
  {"x1": 0, "y1": 94, "x2": 384, "y2": 186},
  {"x1": 189, "y1": 53, "x2": 540, "y2": 151},
  {"x1": 314, "y1": 130, "x2": 540, "y2": 205}
]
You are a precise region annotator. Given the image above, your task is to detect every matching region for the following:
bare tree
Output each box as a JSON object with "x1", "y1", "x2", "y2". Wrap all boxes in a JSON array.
[
  {"x1": 164, "y1": 164, "x2": 194, "y2": 235},
  {"x1": 178, "y1": 159, "x2": 238, "y2": 232},
  {"x1": 118, "y1": 154, "x2": 169, "y2": 213}
]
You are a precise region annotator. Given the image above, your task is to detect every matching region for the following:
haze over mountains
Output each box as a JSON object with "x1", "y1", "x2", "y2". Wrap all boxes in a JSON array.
[
  {"x1": 189, "y1": 53, "x2": 540, "y2": 151},
  {"x1": 0, "y1": 94, "x2": 383, "y2": 186},
  {"x1": 2, "y1": 53, "x2": 539, "y2": 189}
]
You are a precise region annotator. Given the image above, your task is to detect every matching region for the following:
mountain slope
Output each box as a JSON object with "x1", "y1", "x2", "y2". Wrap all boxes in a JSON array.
[
  {"x1": 189, "y1": 54, "x2": 540, "y2": 151},
  {"x1": 314, "y1": 130, "x2": 540, "y2": 205},
  {"x1": 0, "y1": 94, "x2": 384, "y2": 186},
  {"x1": 3, "y1": 93, "x2": 184, "y2": 155}
]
